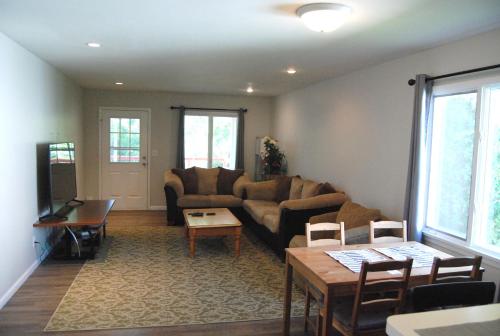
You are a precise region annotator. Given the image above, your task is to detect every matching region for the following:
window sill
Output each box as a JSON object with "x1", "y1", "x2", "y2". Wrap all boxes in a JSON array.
[{"x1": 422, "y1": 229, "x2": 500, "y2": 267}]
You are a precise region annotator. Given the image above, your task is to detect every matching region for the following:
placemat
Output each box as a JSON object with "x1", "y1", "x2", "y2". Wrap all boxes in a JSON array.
[
  {"x1": 374, "y1": 245, "x2": 437, "y2": 267},
  {"x1": 324, "y1": 249, "x2": 386, "y2": 272}
]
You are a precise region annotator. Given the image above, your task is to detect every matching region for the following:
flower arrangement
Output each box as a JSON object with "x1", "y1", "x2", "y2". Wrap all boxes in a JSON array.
[{"x1": 260, "y1": 136, "x2": 286, "y2": 175}]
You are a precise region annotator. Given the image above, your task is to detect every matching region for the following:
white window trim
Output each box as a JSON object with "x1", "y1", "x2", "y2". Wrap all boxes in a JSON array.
[{"x1": 423, "y1": 73, "x2": 500, "y2": 259}]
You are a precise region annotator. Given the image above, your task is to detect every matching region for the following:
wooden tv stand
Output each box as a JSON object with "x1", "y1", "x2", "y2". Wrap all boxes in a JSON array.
[{"x1": 33, "y1": 200, "x2": 115, "y2": 259}]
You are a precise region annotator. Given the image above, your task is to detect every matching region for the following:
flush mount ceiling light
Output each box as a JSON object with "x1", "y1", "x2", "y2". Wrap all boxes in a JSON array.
[
  {"x1": 86, "y1": 42, "x2": 101, "y2": 48},
  {"x1": 115, "y1": 82, "x2": 124, "y2": 85},
  {"x1": 246, "y1": 86, "x2": 254, "y2": 93},
  {"x1": 296, "y1": 3, "x2": 352, "y2": 33},
  {"x1": 286, "y1": 67, "x2": 297, "y2": 74}
]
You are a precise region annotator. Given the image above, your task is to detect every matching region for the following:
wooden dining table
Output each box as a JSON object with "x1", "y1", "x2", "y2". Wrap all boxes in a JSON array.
[{"x1": 282, "y1": 241, "x2": 480, "y2": 336}]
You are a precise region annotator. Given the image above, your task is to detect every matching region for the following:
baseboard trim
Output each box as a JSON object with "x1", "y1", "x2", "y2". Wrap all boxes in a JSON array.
[
  {"x1": 149, "y1": 205, "x2": 166, "y2": 211},
  {"x1": 0, "y1": 245, "x2": 52, "y2": 309}
]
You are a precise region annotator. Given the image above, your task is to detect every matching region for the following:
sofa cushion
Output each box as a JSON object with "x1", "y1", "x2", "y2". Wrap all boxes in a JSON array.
[
  {"x1": 262, "y1": 213, "x2": 280, "y2": 233},
  {"x1": 245, "y1": 180, "x2": 277, "y2": 201},
  {"x1": 195, "y1": 167, "x2": 219, "y2": 195},
  {"x1": 217, "y1": 168, "x2": 244, "y2": 195},
  {"x1": 172, "y1": 167, "x2": 198, "y2": 194},
  {"x1": 318, "y1": 182, "x2": 336, "y2": 195},
  {"x1": 289, "y1": 235, "x2": 306, "y2": 248},
  {"x1": 289, "y1": 177, "x2": 304, "y2": 200},
  {"x1": 177, "y1": 195, "x2": 211, "y2": 208},
  {"x1": 243, "y1": 200, "x2": 279, "y2": 224},
  {"x1": 337, "y1": 201, "x2": 382, "y2": 230},
  {"x1": 275, "y1": 175, "x2": 294, "y2": 203},
  {"x1": 301, "y1": 180, "x2": 321, "y2": 198},
  {"x1": 209, "y1": 195, "x2": 243, "y2": 208}
]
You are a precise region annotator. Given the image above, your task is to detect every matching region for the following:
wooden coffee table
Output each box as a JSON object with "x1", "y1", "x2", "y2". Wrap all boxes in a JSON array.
[{"x1": 182, "y1": 208, "x2": 242, "y2": 257}]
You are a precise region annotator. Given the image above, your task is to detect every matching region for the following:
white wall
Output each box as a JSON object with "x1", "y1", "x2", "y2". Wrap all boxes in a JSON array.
[
  {"x1": 272, "y1": 27, "x2": 500, "y2": 289},
  {"x1": 83, "y1": 89, "x2": 273, "y2": 207},
  {"x1": 273, "y1": 27, "x2": 500, "y2": 219},
  {"x1": 0, "y1": 33, "x2": 84, "y2": 307}
]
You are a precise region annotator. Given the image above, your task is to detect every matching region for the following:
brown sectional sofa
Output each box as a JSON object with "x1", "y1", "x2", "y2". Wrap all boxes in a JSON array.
[{"x1": 164, "y1": 168, "x2": 347, "y2": 259}]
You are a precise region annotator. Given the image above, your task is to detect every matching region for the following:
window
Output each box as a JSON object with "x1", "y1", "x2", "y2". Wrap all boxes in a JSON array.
[
  {"x1": 110, "y1": 118, "x2": 140, "y2": 163},
  {"x1": 50, "y1": 142, "x2": 74, "y2": 163},
  {"x1": 424, "y1": 77, "x2": 500, "y2": 255},
  {"x1": 184, "y1": 112, "x2": 238, "y2": 169}
]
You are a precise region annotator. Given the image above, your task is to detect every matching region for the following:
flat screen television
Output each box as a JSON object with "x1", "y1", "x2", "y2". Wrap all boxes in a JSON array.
[{"x1": 37, "y1": 142, "x2": 80, "y2": 220}]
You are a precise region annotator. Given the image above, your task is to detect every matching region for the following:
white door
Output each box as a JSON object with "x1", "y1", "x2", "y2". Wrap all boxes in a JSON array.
[{"x1": 100, "y1": 108, "x2": 149, "y2": 210}]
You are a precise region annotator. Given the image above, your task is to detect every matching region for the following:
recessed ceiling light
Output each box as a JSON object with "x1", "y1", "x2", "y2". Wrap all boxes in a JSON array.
[
  {"x1": 115, "y1": 82, "x2": 124, "y2": 85},
  {"x1": 297, "y1": 3, "x2": 352, "y2": 33},
  {"x1": 246, "y1": 86, "x2": 254, "y2": 93},
  {"x1": 86, "y1": 42, "x2": 101, "y2": 48},
  {"x1": 287, "y1": 67, "x2": 297, "y2": 74}
]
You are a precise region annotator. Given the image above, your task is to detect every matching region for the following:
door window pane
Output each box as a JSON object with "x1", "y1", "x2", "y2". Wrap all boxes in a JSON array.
[
  {"x1": 212, "y1": 116, "x2": 238, "y2": 169},
  {"x1": 109, "y1": 118, "x2": 140, "y2": 163},
  {"x1": 426, "y1": 92, "x2": 477, "y2": 238},
  {"x1": 184, "y1": 115, "x2": 209, "y2": 168}
]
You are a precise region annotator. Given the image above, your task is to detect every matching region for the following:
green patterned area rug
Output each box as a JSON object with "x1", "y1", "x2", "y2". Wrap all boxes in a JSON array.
[{"x1": 45, "y1": 224, "x2": 305, "y2": 331}]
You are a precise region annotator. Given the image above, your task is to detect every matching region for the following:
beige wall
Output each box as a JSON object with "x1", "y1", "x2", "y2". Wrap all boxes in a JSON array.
[
  {"x1": 0, "y1": 33, "x2": 83, "y2": 307},
  {"x1": 272, "y1": 27, "x2": 500, "y2": 220},
  {"x1": 83, "y1": 89, "x2": 273, "y2": 207}
]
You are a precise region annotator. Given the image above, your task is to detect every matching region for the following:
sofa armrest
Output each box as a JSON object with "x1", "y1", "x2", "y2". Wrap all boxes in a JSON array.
[
  {"x1": 164, "y1": 170, "x2": 184, "y2": 198},
  {"x1": 309, "y1": 211, "x2": 339, "y2": 224},
  {"x1": 233, "y1": 174, "x2": 251, "y2": 198},
  {"x1": 279, "y1": 193, "x2": 347, "y2": 211}
]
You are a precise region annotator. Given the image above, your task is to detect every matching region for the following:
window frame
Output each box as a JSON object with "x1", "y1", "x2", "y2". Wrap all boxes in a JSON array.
[
  {"x1": 184, "y1": 110, "x2": 239, "y2": 169},
  {"x1": 422, "y1": 73, "x2": 500, "y2": 258}
]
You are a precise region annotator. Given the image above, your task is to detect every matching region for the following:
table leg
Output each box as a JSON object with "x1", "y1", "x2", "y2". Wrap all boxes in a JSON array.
[
  {"x1": 64, "y1": 227, "x2": 72, "y2": 258},
  {"x1": 103, "y1": 220, "x2": 107, "y2": 239},
  {"x1": 189, "y1": 229, "x2": 196, "y2": 257},
  {"x1": 235, "y1": 228, "x2": 241, "y2": 257},
  {"x1": 320, "y1": 288, "x2": 335, "y2": 336},
  {"x1": 283, "y1": 252, "x2": 293, "y2": 336}
]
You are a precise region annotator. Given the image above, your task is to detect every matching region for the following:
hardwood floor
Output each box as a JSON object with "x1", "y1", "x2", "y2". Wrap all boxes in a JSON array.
[{"x1": 0, "y1": 211, "x2": 306, "y2": 336}]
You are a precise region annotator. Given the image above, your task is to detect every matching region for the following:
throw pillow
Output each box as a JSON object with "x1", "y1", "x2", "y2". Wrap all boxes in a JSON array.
[
  {"x1": 195, "y1": 167, "x2": 220, "y2": 195},
  {"x1": 289, "y1": 176, "x2": 304, "y2": 200},
  {"x1": 274, "y1": 175, "x2": 293, "y2": 203},
  {"x1": 318, "y1": 182, "x2": 336, "y2": 195},
  {"x1": 336, "y1": 201, "x2": 382, "y2": 230},
  {"x1": 217, "y1": 168, "x2": 244, "y2": 195},
  {"x1": 301, "y1": 180, "x2": 321, "y2": 199},
  {"x1": 245, "y1": 180, "x2": 278, "y2": 201},
  {"x1": 172, "y1": 167, "x2": 198, "y2": 194}
]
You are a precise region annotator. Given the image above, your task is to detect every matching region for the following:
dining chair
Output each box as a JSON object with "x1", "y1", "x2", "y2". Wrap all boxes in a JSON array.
[
  {"x1": 369, "y1": 220, "x2": 407, "y2": 243},
  {"x1": 304, "y1": 222, "x2": 345, "y2": 335},
  {"x1": 429, "y1": 256, "x2": 482, "y2": 284},
  {"x1": 411, "y1": 281, "x2": 496, "y2": 312},
  {"x1": 331, "y1": 258, "x2": 413, "y2": 336}
]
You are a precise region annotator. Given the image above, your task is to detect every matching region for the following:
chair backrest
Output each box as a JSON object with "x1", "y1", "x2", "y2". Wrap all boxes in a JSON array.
[
  {"x1": 351, "y1": 259, "x2": 413, "y2": 331},
  {"x1": 412, "y1": 281, "x2": 496, "y2": 312},
  {"x1": 369, "y1": 220, "x2": 407, "y2": 243},
  {"x1": 306, "y1": 222, "x2": 345, "y2": 247},
  {"x1": 429, "y1": 256, "x2": 482, "y2": 284}
]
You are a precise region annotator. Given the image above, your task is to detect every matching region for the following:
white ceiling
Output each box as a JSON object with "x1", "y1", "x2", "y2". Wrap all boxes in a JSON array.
[{"x1": 1, "y1": 0, "x2": 500, "y2": 96}]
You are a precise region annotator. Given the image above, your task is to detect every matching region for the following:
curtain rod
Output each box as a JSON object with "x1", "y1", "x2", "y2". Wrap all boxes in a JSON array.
[
  {"x1": 408, "y1": 63, "x2": 500, "y2": 86},
  {"x1": 170, "y1": 105, "x2": 247, "y2": 113}
]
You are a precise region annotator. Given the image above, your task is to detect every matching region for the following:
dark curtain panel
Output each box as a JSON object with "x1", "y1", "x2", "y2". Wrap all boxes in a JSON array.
[
  {"x1": 235, "y1": 109, "x2": 245, "y2": 169},
  {"x1": 176, "y1": 106, "x2": 185, "y2": 169},
  {"x1": 404, "y1": 74, "x2": 433, "y2": 242}
]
